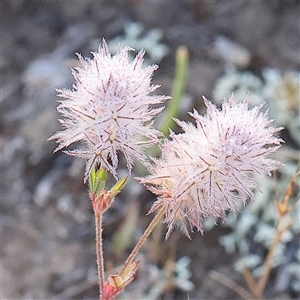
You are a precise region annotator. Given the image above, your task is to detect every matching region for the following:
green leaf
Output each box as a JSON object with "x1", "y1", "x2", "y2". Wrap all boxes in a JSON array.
[
  {"x1": 110, "y1": 175, "x2": 128, "y2": 199},
  {"x1": 89, "y1": 167, "x2": 107, "y2": 195}
]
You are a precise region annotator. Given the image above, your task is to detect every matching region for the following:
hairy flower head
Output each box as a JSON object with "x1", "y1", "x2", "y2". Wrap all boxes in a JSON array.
[
  {"x1": 138, "y1": 95, "x2": 283, "y2": 239},
  {"x1": 50, "y1": 39, "x2": 169, "y2": 181}
]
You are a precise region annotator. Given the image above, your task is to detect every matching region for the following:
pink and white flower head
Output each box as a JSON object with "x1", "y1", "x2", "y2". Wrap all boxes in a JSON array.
[
  {"x1": 138, "y1": 95, "x2": 283, "y2": 239},
  {"x1": 50, "y1": 39, "x2": 169, "y2": 181}
]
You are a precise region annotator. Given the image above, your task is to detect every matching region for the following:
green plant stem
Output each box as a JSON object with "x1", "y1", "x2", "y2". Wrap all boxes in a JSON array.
[
  {"x1": 119, "y1": 207, "x2": 165, "y2": 278},
  {"x1": 95, "y1": 212, "x2": 105, "y2": 299},
  {"x1": 160, "y1": 46, "x2": 188, "y2": 136}
]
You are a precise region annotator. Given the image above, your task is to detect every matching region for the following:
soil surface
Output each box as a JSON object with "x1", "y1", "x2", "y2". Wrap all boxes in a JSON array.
[{"x1": 1, "y1": 1, "x2": 299, "y2": 300}]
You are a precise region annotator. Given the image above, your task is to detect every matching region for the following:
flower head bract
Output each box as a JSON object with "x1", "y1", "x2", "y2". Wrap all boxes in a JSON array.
[
  {"x1": 138, "y1": 95, "x2": 284, "y2": 239},
  {"x1": 50, "y1": 39, "x2": 169, "y2": 181}
]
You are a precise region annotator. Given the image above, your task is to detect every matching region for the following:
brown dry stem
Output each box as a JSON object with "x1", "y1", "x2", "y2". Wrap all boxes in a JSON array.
[{"x1": 211, "y1": 168, "x2": 299, "y2": 299}]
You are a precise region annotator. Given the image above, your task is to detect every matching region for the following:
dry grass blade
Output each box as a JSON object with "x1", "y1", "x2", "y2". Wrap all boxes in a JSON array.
[{"x1": 210, "y1": 270, "x2": 254, "y2": 300}]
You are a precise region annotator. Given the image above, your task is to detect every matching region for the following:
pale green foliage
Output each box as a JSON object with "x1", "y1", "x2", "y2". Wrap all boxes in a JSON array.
[
  {"x1": 213, "y1": 66, "x2": 300, "y2": 146},
  {"x1": 121, "y1": 256, "x2": 194, "y2": 300},
  {"x1": 92, "y1": 22, "x2": 169, "y2": 64},
  {"x1": 213, "y1": 65, "x2": 300, "y2": 292},
  {"x1": 219, "y1": 163, "x2": 300, "y2": 290}
]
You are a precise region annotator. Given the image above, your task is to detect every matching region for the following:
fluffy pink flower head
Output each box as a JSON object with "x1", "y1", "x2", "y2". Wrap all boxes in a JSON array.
[
  {"x1": 138, "y1": 95, "x2": 283, "y2": 239},
  {"x1": 50, "y1": 39, "x2": 169, "y2": 181}
]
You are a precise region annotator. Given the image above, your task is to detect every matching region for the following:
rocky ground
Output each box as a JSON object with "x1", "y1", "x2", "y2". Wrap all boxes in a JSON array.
[{"x1": 1, "y1": 1, "x2": 299, "y2": 299}]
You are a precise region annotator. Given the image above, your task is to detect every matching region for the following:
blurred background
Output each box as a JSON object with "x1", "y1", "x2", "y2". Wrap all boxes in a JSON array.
[{"x1": 1, "y1": 1, "x2": 299, "y2": 299}]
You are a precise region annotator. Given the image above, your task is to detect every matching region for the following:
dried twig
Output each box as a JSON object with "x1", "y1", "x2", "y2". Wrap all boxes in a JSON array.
[{"x1": 210, "y1": 270, "x2": 254, "y2": 300}]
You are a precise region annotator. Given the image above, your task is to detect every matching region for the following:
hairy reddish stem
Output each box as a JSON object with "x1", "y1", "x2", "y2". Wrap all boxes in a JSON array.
[
  {"x1": 95, "y1": 212, "x2": 105, "y2": 299},
  {"x1": 120, "y1": 207, "x2": 165, "y2": 278}
]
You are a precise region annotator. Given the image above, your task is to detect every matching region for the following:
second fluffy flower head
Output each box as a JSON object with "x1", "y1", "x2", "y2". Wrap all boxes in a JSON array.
[
  {"x1": 50, "y1": 40, "x2": 169, "y2": 181},
  {"x1": 138, "y1": 95, "x2": 283, "y2": 239}
]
